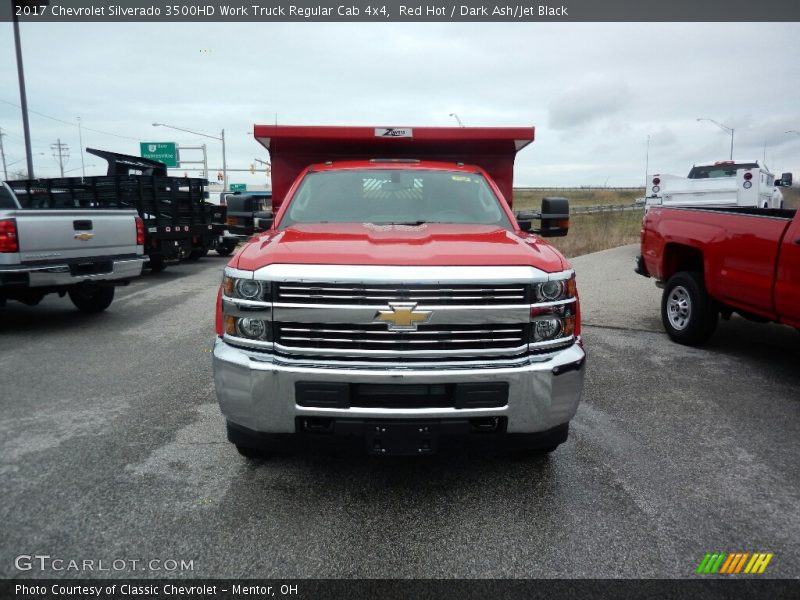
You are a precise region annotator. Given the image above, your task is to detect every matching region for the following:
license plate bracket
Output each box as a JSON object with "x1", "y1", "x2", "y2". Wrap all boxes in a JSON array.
[{"x1": 365, "y1": 421, "x2": 438, "y2": 455}]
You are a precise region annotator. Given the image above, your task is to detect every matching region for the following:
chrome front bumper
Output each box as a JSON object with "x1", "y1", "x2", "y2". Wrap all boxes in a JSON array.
[
  {"x1": 212, "y1": 337, "x2": 586, "y2": 435},
  {"x1": 0, "y1": 257, "x2": 144, "y2": 288}
]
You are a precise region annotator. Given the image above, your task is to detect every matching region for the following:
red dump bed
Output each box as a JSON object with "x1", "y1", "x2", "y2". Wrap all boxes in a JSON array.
[{"x1": 252, "y1": 125, "x2": 535, "y2": 212}]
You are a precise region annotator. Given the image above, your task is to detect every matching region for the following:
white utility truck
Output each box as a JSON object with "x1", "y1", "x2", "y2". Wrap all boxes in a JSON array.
[{"x1": 646, "y1": 160, "x2": 792, "y2": 210}]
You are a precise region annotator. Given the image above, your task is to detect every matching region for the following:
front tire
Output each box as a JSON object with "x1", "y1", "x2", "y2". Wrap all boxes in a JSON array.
[
  {"x1": 235, "y1": 444, "x2": 269, "y2": 460},
  {"x1": 216, "y1": 244, "x2": 235, "y2": 256},
  {"x1": 515, "y1": 423, "x2": 569, "y2": 456},
  {"x1": 148, "y1": 256, "x2": 167, "y2": 273},
  {"x1": 661, "y1": 271, "x2": 718, "y2": 345},
  {"x1": 68, "y1": 286, "x2": 115, "y2": 313},
  {"x1": 187, "y1": 248, "x2": 209, "y2": 261}
]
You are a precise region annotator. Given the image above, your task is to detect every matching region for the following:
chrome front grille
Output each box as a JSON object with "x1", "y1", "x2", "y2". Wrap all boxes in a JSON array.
[
  {"x1": 275, "y1": 282, "x2": 527, "y2": 306},
  {"x1": 275, "y1": 323, "x2": 530, "y2": 358}
]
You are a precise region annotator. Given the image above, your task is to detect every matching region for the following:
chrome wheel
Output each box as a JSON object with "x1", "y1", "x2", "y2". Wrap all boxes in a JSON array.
[{"x1": 667, "y1": 285, "x2": 692, "y2": 330}]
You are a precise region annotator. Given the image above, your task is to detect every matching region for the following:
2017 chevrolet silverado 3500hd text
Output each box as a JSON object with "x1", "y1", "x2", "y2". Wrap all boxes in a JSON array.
[{"x1": 212, "y1": 126, "x2": 586, "y2": 457}]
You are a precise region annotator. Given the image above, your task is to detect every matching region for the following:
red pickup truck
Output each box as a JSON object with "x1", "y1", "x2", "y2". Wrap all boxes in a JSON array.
[
  {"x1": 212, "y1": 125, "x2": 586, "y2": 457},
  {"x1": 636, "y1": 205, "x2": 800, "y2": 345}
]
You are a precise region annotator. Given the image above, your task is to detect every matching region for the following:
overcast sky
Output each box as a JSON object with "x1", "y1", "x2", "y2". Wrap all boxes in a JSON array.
[{"x1": 1, "y1": 22, "x2": 799, "y2": 188}]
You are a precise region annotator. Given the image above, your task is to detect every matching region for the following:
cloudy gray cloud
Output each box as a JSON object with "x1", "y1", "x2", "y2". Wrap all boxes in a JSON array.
[
  {"x1": 1, "y1": 22, "x2": 798, "y2": 187},
  {"x1": 548, "y1": 78, "x2": 632, "y2": 130}
]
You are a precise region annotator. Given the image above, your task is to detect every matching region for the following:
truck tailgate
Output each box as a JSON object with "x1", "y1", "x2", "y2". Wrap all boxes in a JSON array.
[{"x1": 13, "y1": 209, "x2": 139, "y2": 263}]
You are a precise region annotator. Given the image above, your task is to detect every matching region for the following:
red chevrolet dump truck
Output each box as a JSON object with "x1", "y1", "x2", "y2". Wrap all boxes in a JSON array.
[
  {"x1": 212, "y1": 126, "x2": 585, "y2": 457},
  {"x1": 636, "y1": 205, "x2": 800, "y2": 345}
]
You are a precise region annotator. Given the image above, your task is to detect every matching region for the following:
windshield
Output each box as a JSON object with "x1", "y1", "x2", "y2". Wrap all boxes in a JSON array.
[
  {"x1": 687, "y1": 163, "x2": 759, "y2": 179},
  {"x1": 279, "y1": 169, "x2": 512, "y2": 229}
]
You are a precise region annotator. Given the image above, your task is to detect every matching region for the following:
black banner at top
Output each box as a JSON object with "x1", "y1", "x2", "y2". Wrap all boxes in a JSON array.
[{"x1": 1, "y1": 0, "x2": 799, "y2": 22}]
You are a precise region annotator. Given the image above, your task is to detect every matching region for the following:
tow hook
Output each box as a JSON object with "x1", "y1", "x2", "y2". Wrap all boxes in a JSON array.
[
  {"x1": 470, "y1": 417, "x2": 500, "y2": 432},
  {"x1": 303, "y1": 417, "x2": 334, "y2": 434}
]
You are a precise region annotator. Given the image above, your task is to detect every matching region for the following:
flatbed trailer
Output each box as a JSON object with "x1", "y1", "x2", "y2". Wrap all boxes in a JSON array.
[{"x1": 6, "y1": 149, "x2": 216, "y2": 271}]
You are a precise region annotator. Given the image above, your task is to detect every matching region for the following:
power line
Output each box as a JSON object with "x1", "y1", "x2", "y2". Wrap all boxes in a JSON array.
[{"x1": 0, "y1": 98, "x2": 140, "y2": 141}]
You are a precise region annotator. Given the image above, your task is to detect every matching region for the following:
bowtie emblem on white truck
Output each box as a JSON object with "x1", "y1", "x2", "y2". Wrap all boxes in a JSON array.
[{"x1": 373, "y1": 302, "x2": 433, "y2": 331}]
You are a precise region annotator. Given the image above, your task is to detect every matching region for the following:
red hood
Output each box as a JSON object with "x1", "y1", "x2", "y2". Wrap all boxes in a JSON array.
[{"x1": 233, "y1": 223, "x2": 567, "y2": 272}]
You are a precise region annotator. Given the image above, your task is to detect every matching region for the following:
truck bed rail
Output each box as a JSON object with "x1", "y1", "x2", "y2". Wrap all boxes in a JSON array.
[{"x1": 6, "y1": 175, "x2": 212, "y2": 227}]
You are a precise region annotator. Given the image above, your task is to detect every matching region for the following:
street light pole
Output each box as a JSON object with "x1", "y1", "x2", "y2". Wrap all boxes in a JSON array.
[
  {"x1": 152, "y1": 122, "x2": 227, "y2": 190},
  {"x1": 449, "y1": 113, "x2": 465, "y2": 127},
  {"x1": 0, "y1": 127, "x2": 7, "y2": 180},
  {"x1": 221, "y1": 128, "x2": 227, "y2": 191},
  {"x1": 645, "y1": 134, "x2": 650, "y2": 192},
  {"x1": 254, "y1": 157, "x2": 271, "y2": 176},
  {"x1": 696, "y1": 118, "x2": 735, "y2": 160}
]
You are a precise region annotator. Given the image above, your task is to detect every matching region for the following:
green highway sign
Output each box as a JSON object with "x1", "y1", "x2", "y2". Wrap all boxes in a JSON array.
[
  {"x1": 140, "y1": 142, "x2": 178, "y2": 167},
  {"x1": 230, "y1": 183, "x2": 247, "y2": 192}
]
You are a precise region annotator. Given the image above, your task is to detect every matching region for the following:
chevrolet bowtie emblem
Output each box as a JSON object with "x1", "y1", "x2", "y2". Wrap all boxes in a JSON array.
[
  {"x1": 74, "y1": 232, "x2": 94, "y2": 241},
  {"x1": 374, "y1": 302, "x2": 433, "y2": 331}
]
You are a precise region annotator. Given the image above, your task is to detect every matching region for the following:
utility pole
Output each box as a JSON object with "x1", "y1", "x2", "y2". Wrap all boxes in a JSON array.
[
  {"x1": 12, "y1": 2, "x2": 36, "y2": 179},
  {"x1": 51, "y1": 139, "x2": 69, "y2": 177},
  {"x1": 0, "y1": 127, "x2": 7, "y2": 180}
]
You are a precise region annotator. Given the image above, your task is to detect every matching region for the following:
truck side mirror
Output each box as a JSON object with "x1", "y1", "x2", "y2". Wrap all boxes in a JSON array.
[
  {"x1": 513, "y1": 211, "x2": 536, "y2": 232},
  {"x1": 779, "y1": 172, "x2": 793, "y2": 187},
  {"x1": 253, "y1": 211, "x2": 274, "y2": 232},
  {"x1": 538, "y1": 197, "x2": 570, "y2": 237},
  {"x1": 514, "y1": 198, "x2": 570, "y2": 237}
]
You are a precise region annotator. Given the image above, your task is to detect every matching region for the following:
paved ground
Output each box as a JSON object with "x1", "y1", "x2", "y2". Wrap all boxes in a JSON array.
[{"x1": 1, "y1": 245, "x2": 798, "y2": 579}]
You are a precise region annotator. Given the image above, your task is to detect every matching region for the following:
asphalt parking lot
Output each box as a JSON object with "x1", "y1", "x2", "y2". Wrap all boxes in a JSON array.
[{"x1": 1, "y1": 244, "x2": 798, "y2": 579}]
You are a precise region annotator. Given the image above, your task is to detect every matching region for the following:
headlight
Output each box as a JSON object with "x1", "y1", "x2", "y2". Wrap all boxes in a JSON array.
[
  {"x1": 530, "y1": 274, "x2": 577, "y2": 349},
  {"x1": 531, "y1": 304, "x2": 576, "y2": 342},
  {"x1": 533, "y1": 316, "x2": 562, "y2": 341},
  {"x1": 223, "y1": 276, "x2": 272, "y2": 301},
  {"x1": 224, "y1": 316, "x2": 272, "y2": 341},
  {"x1": 533, "y1": 275, "x2": 576, "y2": 303},
  {"x1": 221, "y1": 271, "x2": 273, "y2": 348},
  {"x1": 537, "y1": 280, "x2": 564, "y2": 302}
]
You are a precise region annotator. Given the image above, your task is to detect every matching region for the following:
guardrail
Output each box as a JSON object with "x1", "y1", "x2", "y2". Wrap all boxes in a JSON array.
[{"x1": 572, "y1": 203, "x2": 644, "y2": 215}]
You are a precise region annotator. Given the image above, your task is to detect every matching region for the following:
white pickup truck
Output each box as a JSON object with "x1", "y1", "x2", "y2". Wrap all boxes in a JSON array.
[
  {"x1": 0, "y1": 181, "x2": 144, "y2": 312},
  {"x1": 646, "y1": 160, "x2": 792, "y2": 210}
]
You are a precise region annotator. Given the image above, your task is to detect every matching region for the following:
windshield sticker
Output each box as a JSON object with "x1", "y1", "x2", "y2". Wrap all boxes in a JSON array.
[
  {"x1": 363, "y1": 222, "x2": 428, "y2": 231},
  {"x1": 451, "y1": 175, "x2": 473, "y2": 182}
]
